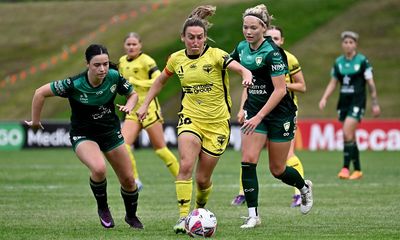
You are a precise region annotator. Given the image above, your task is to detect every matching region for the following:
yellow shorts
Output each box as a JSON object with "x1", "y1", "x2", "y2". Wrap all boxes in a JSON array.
[
  {"x1": 125, "y1": 104, "x2": 164, "y2": 129},
  {"x1": 177, "y1": 115, "x2": 230, "y2": 157}
]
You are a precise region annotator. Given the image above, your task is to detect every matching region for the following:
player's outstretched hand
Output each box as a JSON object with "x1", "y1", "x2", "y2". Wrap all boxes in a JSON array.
[
  {"x1": 24, "y1": 120, "x2": 44, "y2": 131},
  {"x1": 116, "y1": 104, "x2": 132, "y2": 115}
]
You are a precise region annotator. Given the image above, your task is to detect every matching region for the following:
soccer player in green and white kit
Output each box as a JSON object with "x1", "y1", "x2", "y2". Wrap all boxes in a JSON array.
[
  {"x1": 231, "y1": 4, "x2": 313, "y2": 229},
  {"x1": 319, "y1": 31, "x2": 380, "y2": 180},
  {"x1": 26, "y1": 44, "x2": 144, "y2": 229}
]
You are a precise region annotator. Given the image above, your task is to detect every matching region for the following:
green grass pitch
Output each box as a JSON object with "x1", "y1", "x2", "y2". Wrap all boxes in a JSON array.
[{"x1": 0, "y1": 149, "x2": 399, "y2": 239}]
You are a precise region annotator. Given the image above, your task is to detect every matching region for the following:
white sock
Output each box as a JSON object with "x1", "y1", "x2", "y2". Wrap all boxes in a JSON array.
[{"x1": 248, "y1": 207, "x2": 258, "y2": 217}]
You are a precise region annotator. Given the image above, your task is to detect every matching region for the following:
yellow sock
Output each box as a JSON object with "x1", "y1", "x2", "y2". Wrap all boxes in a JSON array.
[
  {"x1": 155, "y1": 147, "x2": 179, "y2": 177},
  {"x1": 287, "y1": 155, "x2": 304, "y2": 195},
  {"x1": 125, "y1": 144, "x2": 139, "y2": 179},
  {"x1": 195, "y1": 184, "x2": 213, "y2": 209},
  {"x1": 176, "y1": 179, "x2": 193, "y2": 217},
  {"x1": 239, "y1": 168, "x2": 244, "y2": 195}
]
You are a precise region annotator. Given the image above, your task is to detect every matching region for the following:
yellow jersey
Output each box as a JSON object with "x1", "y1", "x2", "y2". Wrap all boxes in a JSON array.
[
  {"x1": 284, "y1": 50, "x2": 302, "y2": 107},
  {"x1": 118, "y1": 53, "x2": 161, "y2": 110},
  {"x1": 165, "y1": 45, "x2": 233, "y2": 122}
]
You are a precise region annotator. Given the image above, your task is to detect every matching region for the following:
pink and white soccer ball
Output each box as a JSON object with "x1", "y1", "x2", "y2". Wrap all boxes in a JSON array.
[{"x1": 185, "y1": 208, "x2": 217, "y2": 238}]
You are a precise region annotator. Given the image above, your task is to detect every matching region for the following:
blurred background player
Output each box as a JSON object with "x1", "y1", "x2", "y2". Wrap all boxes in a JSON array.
[
  {"x1": 25, "y1": 44, "x2": 143, "y2": 229},
  {"x1": 119, "y1": 32, "x2": 179, "y2": 190},
  {"x1": 231, "y1": 4, "x2": 313, "y2": 229},
  {"x1": 319, "y1": 31, "x2": 380, "y2": 180},
  {"x1": 136, "y1": 5, "x2": 253, "y2": 234},
  {"x1": 231, "y1": 25, "x2": 307, "y2": 208}
]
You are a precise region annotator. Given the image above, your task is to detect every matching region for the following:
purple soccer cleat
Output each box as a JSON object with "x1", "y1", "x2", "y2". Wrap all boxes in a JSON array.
[
  {"x1": 231, "y1": 194, "x2": 246, "y2": 206},
  {"x1": 98, "y1": 208, "x2": 115, "y2": 229}
]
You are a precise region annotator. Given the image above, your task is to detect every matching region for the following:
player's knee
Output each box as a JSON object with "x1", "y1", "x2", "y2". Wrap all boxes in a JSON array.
[
  {"x1": 178, "y1": 160, "x2": 193, "y2": 176},
  {"x1": 91, "y1": 164, "x2": 107, "y2": 179},
  {"x1": 195, "y1": 175, "x2": 210, "y2": 189},
  {"x1": 270, "y1": 166, "x2": 285, "y2": 178},
  {"x1": 343, "y1": 133, "x2": 355, "y2": 142},
  {"x1": 241, "y1": 154, "x2": 258, "y2": 164},
  {"x1": 120, "y1": 175, "x2": 135, "y2": 191}
]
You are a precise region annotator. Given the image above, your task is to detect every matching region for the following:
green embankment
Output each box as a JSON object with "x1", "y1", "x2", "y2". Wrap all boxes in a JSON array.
[{"x1": 0, "y1": 0, "x2": 398, "y2": 121}]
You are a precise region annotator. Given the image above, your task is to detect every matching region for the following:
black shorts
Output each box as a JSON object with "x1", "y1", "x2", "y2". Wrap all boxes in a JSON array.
[
  {"x1": 70, "y1": 130, "x2": 125, "y2": 152},
  {"x1": 338, "y1": 105, "x2": 365, "y2": 122},
  {"x1": 244, "y1": 109, "x2": 296, "y2": 142}
]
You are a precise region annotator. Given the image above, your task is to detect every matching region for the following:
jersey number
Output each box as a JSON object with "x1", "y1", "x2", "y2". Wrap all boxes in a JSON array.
[{"x1": 178, "y1": 114, "x2": 192, "y2": 126}]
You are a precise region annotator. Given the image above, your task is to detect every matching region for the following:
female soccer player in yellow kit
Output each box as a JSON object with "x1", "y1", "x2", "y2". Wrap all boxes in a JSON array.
[
  {"x1": 136, "y1": 5, "x2": 253, "y2": 234},
  {"x1": 119, "y1": 32, "x2": 179, "y2": 189}
]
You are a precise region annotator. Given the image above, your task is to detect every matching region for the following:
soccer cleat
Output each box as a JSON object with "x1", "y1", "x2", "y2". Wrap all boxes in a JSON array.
[
  {"x1": 240, "y1": 216, "x2": 261, "y2": 229},
  {"x1": 349, "y1": 171, "x2": 363, "y2": 180},
  {"x1": 97, "y1": 207, "x2": 115, "y2": 229},
  {"x1": 338, "y1": 167, "x2": 350, "y2": 179},
  {"x1": 135, "y1": 179, "x2": 143, "y2": 192},
  {"x1": 173, "y1": 217, "x2": 186, "y2": 234},
  {"x1": 290, "y1": 194, "x2": 301, "y2": 208},
  {"x1": 231, "y1": 194, "x2": 246, "y2": 206},
  {"x1": 125, "y1": 215, "x2": 144, "y2": 229},
  {"x1": 300, "y1": 180, "x2": 313, "y2": 215}
]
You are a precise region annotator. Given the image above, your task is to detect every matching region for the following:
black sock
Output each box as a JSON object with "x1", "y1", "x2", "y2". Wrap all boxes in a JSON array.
[
  {"x1": 276, "y1": 166, "x2": 306, "y2": 189},
  {"x1": 343, "y1": 141, "x2": 353, "y2": 169},
  {"x1": 89, "y1": 178, "x2": 108, "y2": 210},
  {"x1": 121, "y1": 187, "x2": 139, "y2": 218},
  {"x1": 241, "y1": 162, "x2": 258, "y2": 208},
  {"x1": 351, "y1": 142, "x2": 361, "y2": 170}
]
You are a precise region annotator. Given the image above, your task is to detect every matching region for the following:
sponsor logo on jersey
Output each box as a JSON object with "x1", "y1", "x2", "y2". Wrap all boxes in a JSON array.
[
  {"x1": 123, "y1": 82, "x2": 130, "y2": 90},
  {"x1": 248, "y1": 89, "x2": 267, "y2": 95},
  {"x1": 248, "y1": 84, "x2": 267, "y2": 95},
  {"x1": 54, "y1": 80, "x2": 66, "y2": 96},
  {"x1": 182, "y1": 86, "x2": 193, "y2": 94},
  {"x1": 182, "y1": 84, "x2": 213, "y2": 94},
  {"x1": 92, "y1": 105, "x2": 111, "y2": 120},
  {"x1": 343, "y1": 75, "x2": 351, "y2": 85},
  {"x1": 80, "y1": 93, "x2": 88, "y2": 103},
  {"x1": 271, "y1": 63, "x2": 285, "y2": 72}
]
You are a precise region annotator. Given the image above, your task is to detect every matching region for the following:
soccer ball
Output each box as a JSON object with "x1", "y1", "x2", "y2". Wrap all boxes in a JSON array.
[{"x1": 185, "y1": 208, "x2": 217, "y2": 238}]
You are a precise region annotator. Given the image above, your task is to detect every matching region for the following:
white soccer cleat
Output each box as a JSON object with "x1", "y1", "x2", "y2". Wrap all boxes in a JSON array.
[
  {"x1": 173, "y1": 217, "x2": 186, "y2": 234},
  {"x1": 300, "y1": 180, "x2": 313, "y2": 214},
  {"x1": 240, "y1": 216, "x2": 261, "y2": 229}
]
